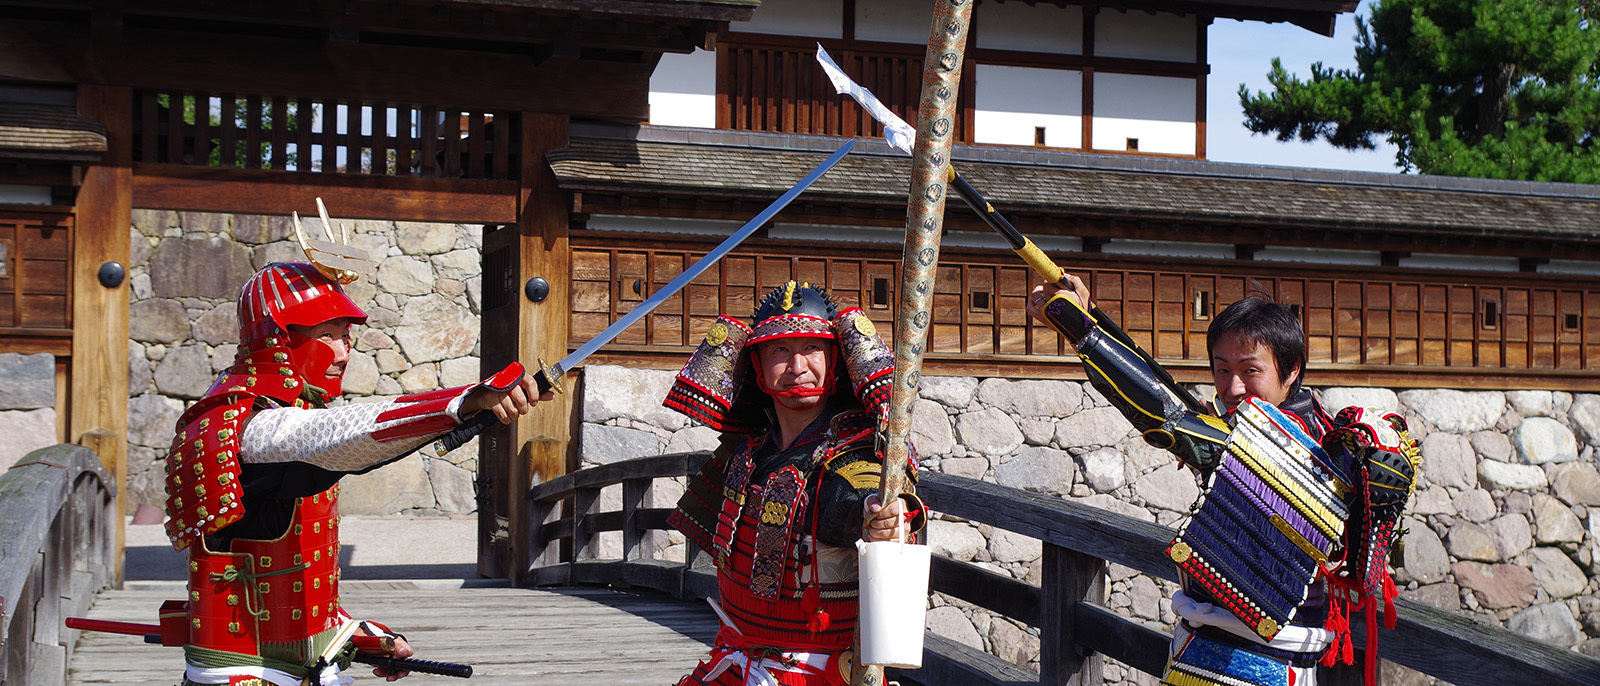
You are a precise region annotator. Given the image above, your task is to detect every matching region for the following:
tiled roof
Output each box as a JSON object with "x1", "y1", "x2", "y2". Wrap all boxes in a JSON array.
[
  {"x1": 0, "y1": 107, "x2": 107, "y2": 160},
  {"x1": 547, "y1": 124, "x2": 1600, "y2": 243}
]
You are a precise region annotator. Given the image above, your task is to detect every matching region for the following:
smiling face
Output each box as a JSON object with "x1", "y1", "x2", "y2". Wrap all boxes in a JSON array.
[
  {"x1": 755, "y1": 336, "x2": 834, "y2": 410},
  {"x1": 1211, "y1": 331, "x2": 1300, "y2": 411}
]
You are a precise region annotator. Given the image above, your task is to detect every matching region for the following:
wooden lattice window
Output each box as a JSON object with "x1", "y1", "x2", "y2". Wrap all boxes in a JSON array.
[{"x1": 132, "y1": 90, "x2": 519, "y2": 180}]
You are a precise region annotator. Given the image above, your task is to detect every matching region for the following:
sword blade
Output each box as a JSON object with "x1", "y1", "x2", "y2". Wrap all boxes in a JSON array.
[
  {"x1": 550, "y1": 138, "x2": 855, "y2": 377},
  {"x1": 429, "y1": 139, "x2": 855, "y2": 456}
]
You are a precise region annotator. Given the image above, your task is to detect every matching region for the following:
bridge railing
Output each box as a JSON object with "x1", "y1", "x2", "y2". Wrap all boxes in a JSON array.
[
  {"x1": 0, "y1": 444, "x2": 117, "y2": 686},
  {"x1": 524, "y1": 452, "x2": 1600, "y2": 686}
]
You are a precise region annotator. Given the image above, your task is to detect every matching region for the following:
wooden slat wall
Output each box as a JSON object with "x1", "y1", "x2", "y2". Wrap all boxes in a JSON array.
[
  {"x1": 570, "y1": 239, "x2": 1598, "y2": 378},
  {"x1": 719, "y1": 40, "x2": 964, "y2": 143},
  {"x1": 0, "y1": 211, "x2": 73, "y2": 334},
  {"x1": 131, "y1": 91, "x2": 519, "y2": 181}
]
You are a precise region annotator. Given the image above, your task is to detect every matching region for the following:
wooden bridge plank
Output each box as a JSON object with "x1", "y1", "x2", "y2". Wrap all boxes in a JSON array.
[{"x1": 68, "y1": 586, "x2": 717, "y2": 686}]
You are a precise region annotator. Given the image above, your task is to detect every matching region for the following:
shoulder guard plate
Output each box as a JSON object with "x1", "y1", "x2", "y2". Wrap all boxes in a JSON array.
[{"x1": 164, "y1": 392, "x2": 253, "y2": 550}]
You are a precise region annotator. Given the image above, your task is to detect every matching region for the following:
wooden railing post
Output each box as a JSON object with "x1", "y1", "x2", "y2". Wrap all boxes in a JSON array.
[
  {"x1": 573, "y1": 485, "x2": 600, "y2": 563},
  {"x1": 1039, "y1": 543, "x2": 1106, "y2": 686},
  {"x1": 622, "y1": 477, "x2": 647, "y2": 563}
]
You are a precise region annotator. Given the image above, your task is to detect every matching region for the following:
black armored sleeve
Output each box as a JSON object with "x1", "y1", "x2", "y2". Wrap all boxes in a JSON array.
[
  {"x1": 813, "y1": 444, "x2": 925, "y2": 547},
  {"x1": 1039, "y1": 292, "x2": 1230, "y2": 473}
]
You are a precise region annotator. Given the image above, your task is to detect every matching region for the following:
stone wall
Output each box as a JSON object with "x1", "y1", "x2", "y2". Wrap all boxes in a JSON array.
[
  {"x1": 0, "y1": 352, "x2": 58, "y2": 470},
  {"x1": 577, "y1": 365, "x2": 1600, "y2": 681},
  {"x1": 125, "y1": 209, "x2": 486, "y2": 515}
]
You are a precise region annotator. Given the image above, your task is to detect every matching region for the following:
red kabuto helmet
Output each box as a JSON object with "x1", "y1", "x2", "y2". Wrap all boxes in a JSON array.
[{"x1": 235, "y1": 262, "x2": 368, "y2": 398}]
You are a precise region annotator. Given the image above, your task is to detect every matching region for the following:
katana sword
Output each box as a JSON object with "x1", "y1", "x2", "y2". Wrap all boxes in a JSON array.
[
  {"x1": 817, "y1": 48, "x2": 1206, "y2": 415},
  {"x1": 432, "y1": 138, "x2": 858, "y2": 455},
  {"x1": 64, "y1": 617, "x2": 475, "y2": 678}
]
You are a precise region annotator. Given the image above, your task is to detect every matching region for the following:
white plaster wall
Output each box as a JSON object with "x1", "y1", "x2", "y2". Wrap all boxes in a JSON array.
[
  {"x1": 976, "y1": 1, "x2": 1082, "y2": 54},
  {"x1": 0, "y1": 184, "x2": 50, "y2": 205},
  {"x1": 1400, "y1": 253, "x2": 1520, "y2": 272},
  {"x1": 974, "y1": 64, "x2": 1082, "y2": 148},
  {"x1": 856, "y1": 0, "x2": 931, "y2": 44},
  {"x1": 1090, "y1": 72, "x2": 1196, "y2": 155},
  {"x1": 1100, "y1": 239, "x2": 1233, "y2": 260},
  {"x1": 740, "y1": 0, "x2": 843, "y2": 37},
  {"x1": 1096, "y1": 10, "x2": 1197, "y2": 62},
  {"x1": 648, "y1": 49, "x2": 717, "y2": 128},
  {"x1": 1255, "y1": 245, "x2": 1383, "y2": 266},
  {"x1": 587, "y1": 214, "x2": 745, "y2": 238},
  {"x1": 1540, "y1": 259, "x2": 1600, "y2": 276}
]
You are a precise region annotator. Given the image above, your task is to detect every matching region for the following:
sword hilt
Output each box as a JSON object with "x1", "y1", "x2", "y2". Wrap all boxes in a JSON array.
[{"x1": 433, "y1": 358, "x2": 562, "y2": 456}]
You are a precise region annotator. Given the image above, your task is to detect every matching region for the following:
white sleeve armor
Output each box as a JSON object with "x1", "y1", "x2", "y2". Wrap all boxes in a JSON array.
[{"x1": 239, "y1": 395, "x2": 464, "y2": 472}]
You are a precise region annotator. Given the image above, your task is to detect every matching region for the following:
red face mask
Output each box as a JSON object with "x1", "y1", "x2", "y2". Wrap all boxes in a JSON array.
[{"x1": 284, "y1": 329, "x2": 346, "y2": 397}]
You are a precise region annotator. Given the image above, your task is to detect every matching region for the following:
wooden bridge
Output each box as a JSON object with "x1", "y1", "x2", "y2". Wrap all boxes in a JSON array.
[{"x1": 6, "y1": 445, "x2": 1600, "y2": 686}]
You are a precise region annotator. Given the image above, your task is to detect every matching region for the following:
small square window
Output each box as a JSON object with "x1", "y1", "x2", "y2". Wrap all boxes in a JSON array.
[
  {"x1": 1564, "y1": 313, "x2": 1580, "y2": 332},
  {"x1": 871, "y1": 277, "x2": 891, "y2": 310},
  {"x1": 971, "y1": 290, "x2": 992, "y2": 312},
  {"x1": 1192, "y1": 290, "x2": 1211, "y2": 320},
  {"x1": 1482, "y1": 300, "x2": 1499, "y2": 330},
  {"x1": 1126, "y1": 138, "x2": 1139, "y2": 151}
]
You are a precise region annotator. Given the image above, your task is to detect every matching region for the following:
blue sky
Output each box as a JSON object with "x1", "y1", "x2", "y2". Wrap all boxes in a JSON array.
[{"x1": 1206, "y1": 0, "x2": 1399, "y2": 173}]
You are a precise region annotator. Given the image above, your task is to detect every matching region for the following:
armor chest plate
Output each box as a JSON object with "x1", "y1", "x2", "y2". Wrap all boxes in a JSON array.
[{"x1": 186, "y1": 484, "x2": 342, "y2": 655}]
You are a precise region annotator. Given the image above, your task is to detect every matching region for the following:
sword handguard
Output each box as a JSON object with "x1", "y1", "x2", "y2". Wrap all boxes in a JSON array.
[{"x1": 533, "y1": 358, "x2": 563, "y2": 396}]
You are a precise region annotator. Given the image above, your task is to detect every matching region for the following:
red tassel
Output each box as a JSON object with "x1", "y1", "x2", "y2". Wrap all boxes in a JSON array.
[
  {"x1": 808, "y1": 608, "x2": 831, "y2": 633},
  {"x1": 1382, "y1": 573, "x2": 1399, "y2": 631},
  {"x1": 803, "y1": 584, "x2": 830, "y2": 632}
]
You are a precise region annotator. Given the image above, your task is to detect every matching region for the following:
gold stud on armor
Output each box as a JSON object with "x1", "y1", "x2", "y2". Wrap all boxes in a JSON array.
[
  {"x1": 258, "y1": 582, "x2": 270, "y2": 594},
  {"x1": 191, "y1": 591, "x2": 200, "y2": 602},
  {"x1": 226, "y1": 594, "x2": 239, "y2": 606},
  {"x1": 293, "y1": 609, "x2": 303, "y2": 620},
  {"x1": 229, "y1": 621, "x2": 241, "y2": 633},
  {"x1": 192, "y1": 618, "x2": 202, "y2": 629},
  {"x1": 311, "y1": 606, "x2": 319, "y2": 618},
  {"x1": 294, "y1": 554, "x2": 303, "y2": 565},
  {"x1": 294, "y1": 581, "x2": 303, "y2": 592},
  {"x1": 260, "y1": 556, "x2": 271, "y2": 568}
]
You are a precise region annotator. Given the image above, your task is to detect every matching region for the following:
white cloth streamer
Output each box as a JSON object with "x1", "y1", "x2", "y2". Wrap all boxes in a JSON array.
[{"x1": 815, "y1": 46, "x2": 918, "y2": 155}]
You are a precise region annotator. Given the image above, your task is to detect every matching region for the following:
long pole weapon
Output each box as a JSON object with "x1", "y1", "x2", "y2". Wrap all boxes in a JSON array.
[
  {"x1": 817, "y1": 49, "x2": 1207, "y2": 415},
  {"x1": 855, "y1": 1, "x2": 973, "y2": 685}
]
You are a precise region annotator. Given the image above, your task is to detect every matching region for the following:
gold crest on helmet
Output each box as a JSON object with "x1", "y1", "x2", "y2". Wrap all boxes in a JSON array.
[{"x1": 292, "y1": 197, "x2": 373, "y2": 285}]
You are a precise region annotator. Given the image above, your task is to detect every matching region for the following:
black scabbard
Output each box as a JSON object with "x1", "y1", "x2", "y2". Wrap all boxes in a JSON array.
[{"x1": 353, "y1": 655, "x2": 474, "y2": 679}]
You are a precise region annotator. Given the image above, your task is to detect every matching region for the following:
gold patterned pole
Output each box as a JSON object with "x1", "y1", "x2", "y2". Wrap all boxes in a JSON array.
[{"x1": 856, "y1": 1, "x2": 973, "y2": 684}]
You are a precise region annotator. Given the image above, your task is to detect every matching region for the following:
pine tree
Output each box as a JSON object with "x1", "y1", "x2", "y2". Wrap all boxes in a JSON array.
[{"x1": 1239, "y1": 0, "x2": 1600, "y2": 182}]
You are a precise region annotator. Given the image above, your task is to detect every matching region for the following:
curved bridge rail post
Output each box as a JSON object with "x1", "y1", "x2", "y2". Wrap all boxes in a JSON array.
[
  {"x1": 523, "y1": 454, "x2": 1600, "y2": 686},
  {"x1": 0, "y1": 444, "x2": 117, "y2": 686}
]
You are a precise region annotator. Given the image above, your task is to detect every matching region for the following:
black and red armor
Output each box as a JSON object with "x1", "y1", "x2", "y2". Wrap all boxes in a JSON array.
[
  {"x1": 1035, "y1": 290, "x2": 1421, "y2": 686},
  {"x1": 666, "y1": 282, "x2": 922, "y2": 686}
]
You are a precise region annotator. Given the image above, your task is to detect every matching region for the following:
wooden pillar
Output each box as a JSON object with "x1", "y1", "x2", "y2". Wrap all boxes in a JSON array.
[
  {"x1": 480, "y1": 112, "x2": 573, "y2": 582},
  {"x1": 1039, "y1": 544, "x2": 1107, "y2": 686},
  {"x1": 71, "y1": 84, "x2": 132, "y2": 586}
]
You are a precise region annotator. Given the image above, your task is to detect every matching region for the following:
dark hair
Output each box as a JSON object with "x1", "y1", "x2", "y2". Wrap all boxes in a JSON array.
[{"x1": 1206, "y1": 294, "x2": 1307, "y2": 392}]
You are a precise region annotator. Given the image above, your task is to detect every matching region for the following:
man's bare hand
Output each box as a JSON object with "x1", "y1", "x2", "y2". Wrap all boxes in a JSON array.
[
  {"x1": 355, "y1": 629, "x2": 414, "y2": 681},
  {"x1": 862, "y1": 494, "x2": 910, "y2": 543},
  {"x1": 1025, "y1": 273, "x2": 1092, "y2": 325},
  {"x1": 461, "y1": 372, "x2": 555, "y2": 424}
]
